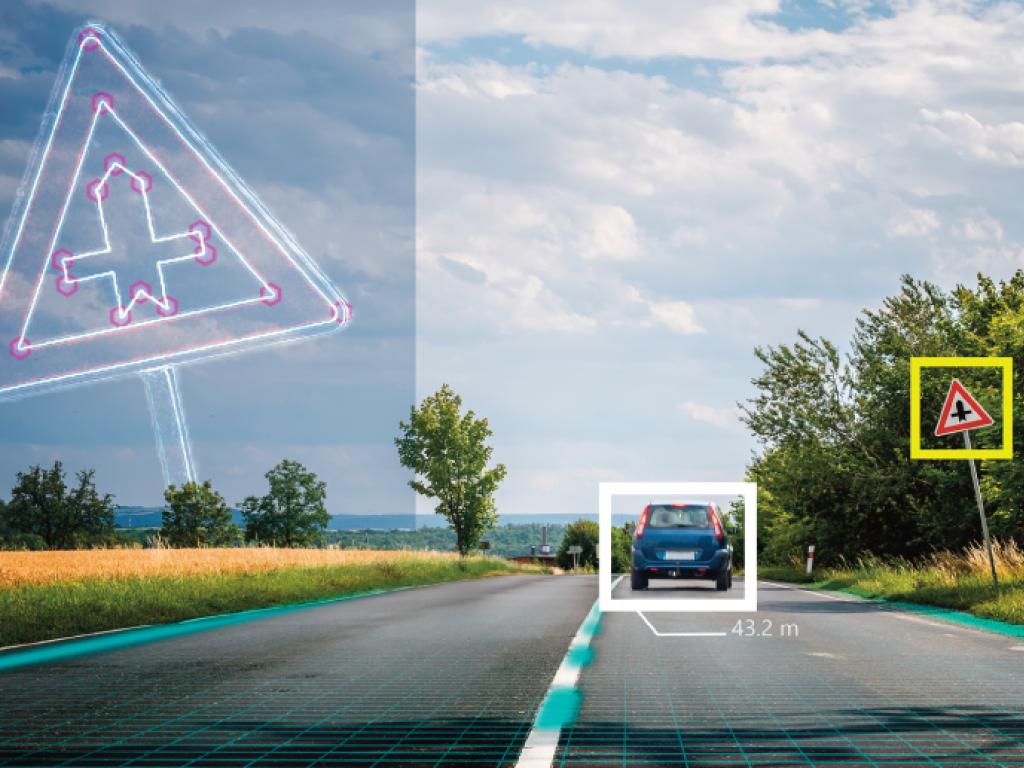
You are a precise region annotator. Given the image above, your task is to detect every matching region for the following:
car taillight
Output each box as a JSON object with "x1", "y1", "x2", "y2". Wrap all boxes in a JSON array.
[
  {"x1": 636, "y1": 506, "x2": 650, "y2": 539},
  {"x1": 710, "y1": 506, "x2": 725, "y2": 543}
]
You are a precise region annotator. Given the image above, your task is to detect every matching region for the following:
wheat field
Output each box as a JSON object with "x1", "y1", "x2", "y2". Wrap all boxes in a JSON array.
[{"x1": 0, "y1": 548, "x2": 463, "y2": 588}]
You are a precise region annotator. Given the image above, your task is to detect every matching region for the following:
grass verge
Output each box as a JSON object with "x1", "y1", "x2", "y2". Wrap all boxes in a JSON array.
[
  {"x1": 0, "y1": 554, "x2": 544, "y2": 647},
  {"x1": 760, "y1": 560, "x2": 1024, "y2": 626}
]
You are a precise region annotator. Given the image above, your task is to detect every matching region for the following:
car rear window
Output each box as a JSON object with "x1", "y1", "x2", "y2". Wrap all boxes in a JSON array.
[{"x1": 646, "y1": 504, "x2": 712, "y2": 529}]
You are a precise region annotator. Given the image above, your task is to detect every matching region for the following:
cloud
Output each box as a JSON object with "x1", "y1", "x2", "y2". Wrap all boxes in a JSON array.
[
  {"x1": 417, "y1": 0, "x2": 847, "y2": 61},
  {"x1": 647, "y1": 299, "x2": 704, "y2": 335},
  {"x1": 920, "y1": 108, "x2": 1024, "y2": 168},
  {"x1": 678, "y1": 400, "x2": 740, "y2": 430},
  {"x1": 887, "y1": 207, "x2": 940, "y2": 239}
]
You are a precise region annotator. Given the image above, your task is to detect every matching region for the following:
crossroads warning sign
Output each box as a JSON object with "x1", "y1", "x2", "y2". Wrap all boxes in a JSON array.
[
  {"x1": 934, "y1": 378, "x2": 994, "y2": 437},
  {"x1": 910, "y1": 357, "x2": 1012, "y2": 460},
  {"x1": 0, "y1": 24, "x2": 351, "y2": 399}
]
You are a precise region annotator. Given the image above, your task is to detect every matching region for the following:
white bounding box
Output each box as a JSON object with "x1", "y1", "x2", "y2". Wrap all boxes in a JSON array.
[{"x1": 598, "y1": 481, "x2": 757, "y2": 613}]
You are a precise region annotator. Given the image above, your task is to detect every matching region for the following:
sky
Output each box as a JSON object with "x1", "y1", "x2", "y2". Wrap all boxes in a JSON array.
[
  {"x1": 415, "y1": 0, "x2": 1024, "y2": 516},
  {"x1": 2, "y1": 2, "x2": 1024, "y2": 518}
]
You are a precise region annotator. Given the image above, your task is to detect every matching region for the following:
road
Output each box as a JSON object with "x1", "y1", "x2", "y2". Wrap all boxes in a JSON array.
[
  {"x1": 563, "y1": 580, "x2": 1024, "y2": 766},
  {"x1": 0, "y1": 575, "x2": 594, "y2": 767},
  {"x1": 611, "y1": 573, "x2": 746, "y2": 601},
  {"x1": 1, "y1": 577, "x2": 1024, "y2": 767}
]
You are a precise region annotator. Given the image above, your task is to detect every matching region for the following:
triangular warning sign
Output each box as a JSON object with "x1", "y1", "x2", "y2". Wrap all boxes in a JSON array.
[
  {"x1": 0, "y1": 24, "x2": 351, "y2": 399},
  {"x1": 934, "y1": 379, "x2": 994, "y2": 437}
]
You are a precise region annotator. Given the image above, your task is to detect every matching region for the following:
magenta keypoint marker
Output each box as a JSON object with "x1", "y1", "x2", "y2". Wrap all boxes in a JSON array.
[
  {"x1": 8, "y1": 338, "x2": 30, "y2": 361},
  {"x1": 79, "y1": 28, "x2": 100, "y2": 51},
  {"x1": 130, "y1": 172, "x2": 152, "y2": 195},
  {"x1": 260, "y1": 283, "x2": 282, "y2": 307},
  {"x1": 56, "y1": 274, "x2": 78, "y2": 297},
  {"x1": 156, "y1": 296, "x2": 180, "y2": 318},
  {"x1": 332, "y1": 299, "x2": 353, "y2": 324},
  {"x1": 86, "y1": 179, "x2": 108, "y2": 202},
  {"x1": 129, "y1": 280, "x2": 151, "y2": 303},
  {"x1": 194, "y1": 243, "x2": 217, "y2": 266},
  {"x1": 109, "y1": 306, "x2": 132, "y2": 327},
  {"x1": 104, "y1": 153, "x2": 126, "y2": 175},
  {"x1": 51, "y1": 248, "x2": 73, "y2": 272},
  {"x1": 92, "y1": 91, "x2": 114, "y2": 113}
]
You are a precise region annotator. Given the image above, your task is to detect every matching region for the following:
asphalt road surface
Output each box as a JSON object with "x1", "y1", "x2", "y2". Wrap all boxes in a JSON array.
[
  {"x1": 563, "y1": 580, "x2": 1024, "y2": 766},
  {"x1": 1, "y1": 576, "x2": 1024, "y2": 767},
  {"x1": 611, "y1": 573, "x2": 746, "y2": 601},
  {"x1": 0, "y1": 575, "x2": 595, "y2": 767}
]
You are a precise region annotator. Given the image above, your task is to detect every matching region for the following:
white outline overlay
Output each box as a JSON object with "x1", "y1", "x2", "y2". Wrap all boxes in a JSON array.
[
  {"x1": 0, "y1": 26, "x2": 350, "y2": 394},
  {"x1": 598, "y1": 481, "x2": 758, "y2": 612}
]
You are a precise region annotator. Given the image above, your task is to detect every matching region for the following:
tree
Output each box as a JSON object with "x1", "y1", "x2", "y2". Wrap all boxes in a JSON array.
[
  {"x1": 556, "y1": 519, "x2": 599, "y2": 569},
  {"x1": 162, "y1": 481, "x2": 239, "y2": 547},
  {"x1": 2, "y1": 462, "x2": 114, "y2": 549},
  {"x1": 742, "y1": 273, "x2": 1024, "y2": 566},
  {"x1": 395, "y1": 384, "x2": 507, "y2": 556},
  {"x1": 241, "y1": 460, "x2": 329, "y2": 547},
  {"x1": 611, "y1": 523, "x2": 633, "y2": 573}
]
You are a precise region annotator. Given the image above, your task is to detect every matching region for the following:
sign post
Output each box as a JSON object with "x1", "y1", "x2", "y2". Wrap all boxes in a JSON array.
[
  {"x1": 568, "y1": 544, "x2": 583, "y2": 570},
  {"x1": 935, "y1": 378, "x2": 999, "y2": 589},
  {"x1": 963, "y1": 431, "x2": 998, "y2": 589},
  {"x1": 805, "y1": 545, "x2": 815, "y2": 575}
]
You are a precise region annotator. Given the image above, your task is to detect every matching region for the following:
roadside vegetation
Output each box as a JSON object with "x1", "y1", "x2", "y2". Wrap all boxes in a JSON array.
[
  {"x1": 0, "y1": 549, "x2": 544, "y2": 646},
  {"x1": 761, "y1": 540, "x2": 1024, "y2": 624},
  {"x1": 744, "y1": 274, "x2": 1024, "y2": 622}
]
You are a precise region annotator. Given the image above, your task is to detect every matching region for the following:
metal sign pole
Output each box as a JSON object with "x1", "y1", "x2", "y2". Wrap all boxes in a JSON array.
[
  {"x1": 142, "y1": 365, "x2": 196, "y2": 489},
  {"x1": 963, "y1": 431, "x2": 999, "y2": 589}
]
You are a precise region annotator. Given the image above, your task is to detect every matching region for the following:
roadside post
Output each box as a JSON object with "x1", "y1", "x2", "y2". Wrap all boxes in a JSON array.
[
  {"x1": 805, "y1": 545, "x2": 815, "y2": 575},
  {"x1": 933, "y1": 378, "x2": 1000, "y2": 589},
  {"x1": 568, "y1": 544, "x2": 583, "y2": 570}
]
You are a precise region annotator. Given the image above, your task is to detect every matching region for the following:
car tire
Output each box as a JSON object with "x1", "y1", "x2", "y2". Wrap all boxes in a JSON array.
[
  {"x1": 631, "y1": 570, "x2": 648, "y2": 590},
  {"x1": 715, "y1": 572, "x2": 730, "y2": 591}
]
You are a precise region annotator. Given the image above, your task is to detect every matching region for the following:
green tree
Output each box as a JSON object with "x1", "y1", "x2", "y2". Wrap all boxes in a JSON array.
[
  {"x1": 556, "y1": 518, "x2": 599, "y2": 569},
  {"x1": 241, "y1": 460, "x2": 329, "y2": 547},
  {"x1": 162, "y1": 481, "x2": 239, "y2": 547},
  {"x1": 742, "y1": 274, "x2": 1024, "y2": 566},
  {"x1": 611, "y1": 523, "x2": 633, "y2": 573},
  {"x1": 1, "y1": 462, "x2": 114, "y2": 549},
  {"x1": 395, "y1": 384, "x2": 507, "y2": 556}
]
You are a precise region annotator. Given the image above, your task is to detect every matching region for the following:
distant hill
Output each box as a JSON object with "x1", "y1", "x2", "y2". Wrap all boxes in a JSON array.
[{"x1": 114, "y1": 507, "x2": 631, "y2": 531}]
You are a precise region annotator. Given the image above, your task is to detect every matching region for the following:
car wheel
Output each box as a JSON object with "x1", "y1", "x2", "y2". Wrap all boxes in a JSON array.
[
  {"x1": 715, "y1": 572, "x2": 730, "y2": 591},
  {"x1": 728, "y1": 571, "x2": 733, "y2": 588},
  {"x1": 631, "y1": 570, "x2": 648, "y2": 590}
]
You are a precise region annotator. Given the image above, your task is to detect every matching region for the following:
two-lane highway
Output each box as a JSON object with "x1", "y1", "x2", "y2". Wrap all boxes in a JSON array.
[
  {"x1": 0, "y1": 575, "x2": 595, "y2": 767},
  {"x1": 562, "y1": 580, "x2": 1024, "y2": 766},
  {"x1": 2, "y1": 576, "x2": 1024, "y2": 767}
]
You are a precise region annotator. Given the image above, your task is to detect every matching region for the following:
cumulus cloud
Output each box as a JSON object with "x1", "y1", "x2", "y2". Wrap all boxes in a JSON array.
[{"x1": 678, "y1": 400, "x2": 741, "y2": 430}]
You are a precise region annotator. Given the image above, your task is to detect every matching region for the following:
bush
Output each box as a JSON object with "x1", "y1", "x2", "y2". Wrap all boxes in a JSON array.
[
  {"x1": 556, "y1": 519, "x2": 599, "y2": 569},
  {"x1": 611, "y1": 525, "x2": 632, "y2": 573}
]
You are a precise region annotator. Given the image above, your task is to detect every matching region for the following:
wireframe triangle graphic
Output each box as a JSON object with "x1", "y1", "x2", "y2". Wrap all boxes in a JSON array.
[
  {"x1": 934, "y1": 378, "x2": 993, "y2": 437},
  {"x1": 0, "y1": 24, "x2": 351, "y2": 399}
]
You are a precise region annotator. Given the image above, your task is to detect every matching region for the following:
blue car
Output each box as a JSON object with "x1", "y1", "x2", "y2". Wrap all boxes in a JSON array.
[{"x1": 630, "y1": 502, "x2": 733, "y2": 591}]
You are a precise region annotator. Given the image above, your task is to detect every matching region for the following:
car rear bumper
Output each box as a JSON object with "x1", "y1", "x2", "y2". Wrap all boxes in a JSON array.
[{"x1": 633, "y1": 549, "x2": 730, "y2": 578}]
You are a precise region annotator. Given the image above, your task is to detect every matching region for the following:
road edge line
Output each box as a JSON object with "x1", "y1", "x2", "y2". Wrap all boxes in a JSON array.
[
  {"x1": 514, "y1": 575, "x2": 619, "y2": 768},
  {"x1": 0, "y1": 573, "x2": 538, "y2": 671},
  {"x1": 761, "y1": 579, "x2": 1024, "y2": 638}
]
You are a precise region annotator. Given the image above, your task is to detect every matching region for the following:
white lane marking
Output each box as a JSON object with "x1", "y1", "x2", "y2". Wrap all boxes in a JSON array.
[
  {"x1": 761, "y1": 580, "x2": 859, "y2": 602},
  {"x1": 636, "y1": 611, "x2": 727, "y2": 637},
  {"x1": 1010, "y1": 645, "x2": 1024, "y2": 652},
  {"x1": 514, "y1": 576, "x2": 620, "y2": 768},
  {"x1": 806, "y1": 651, "x2": 842, "y2": 659},
  {"x1": 760, "y1": 580, "x2": 992, "y2": 637}
]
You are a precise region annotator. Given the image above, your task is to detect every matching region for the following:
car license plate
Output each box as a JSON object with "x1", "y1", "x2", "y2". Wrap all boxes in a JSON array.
[{"x1": 664, "y1": 550, "x2": 697, "y2": 561}]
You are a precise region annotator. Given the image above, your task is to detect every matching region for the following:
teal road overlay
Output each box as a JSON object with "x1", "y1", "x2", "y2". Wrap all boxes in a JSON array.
[
  {"x1": 515, "y1": 577, "x2": 614, "y2": 768},
  {"x1": 0, "y1": 587, "x2": 396, "y2": 672}
]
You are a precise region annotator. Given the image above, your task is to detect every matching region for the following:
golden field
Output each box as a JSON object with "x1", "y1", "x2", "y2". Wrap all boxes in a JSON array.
[{"x1": 0, "y1": 547, "x2": 463, "y2": 588}]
